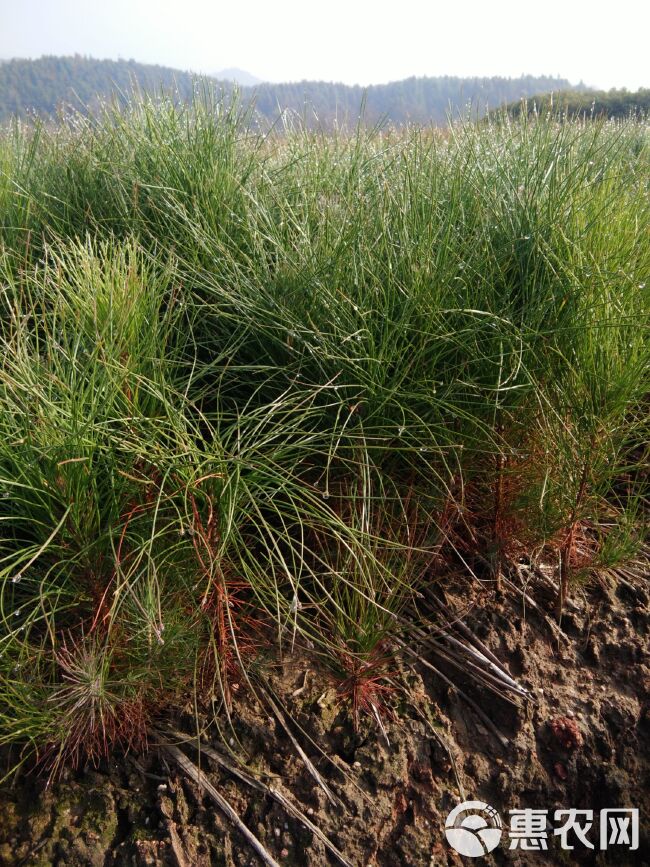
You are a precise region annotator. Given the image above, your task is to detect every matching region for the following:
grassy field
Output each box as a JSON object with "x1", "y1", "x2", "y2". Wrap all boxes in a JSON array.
[{"x1": 0, "y1": 93, "x2": 648, "y2": 776}]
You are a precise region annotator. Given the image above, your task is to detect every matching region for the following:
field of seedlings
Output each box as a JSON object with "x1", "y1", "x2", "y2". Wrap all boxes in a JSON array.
[{"x1": 0, "y1": 95, "x2": 648, "y2": 864}]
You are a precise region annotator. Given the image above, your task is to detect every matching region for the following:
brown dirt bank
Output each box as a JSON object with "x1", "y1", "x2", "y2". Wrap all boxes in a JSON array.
[{"x1": 1, "y1": 571, "x2": 648, "y2": 867}]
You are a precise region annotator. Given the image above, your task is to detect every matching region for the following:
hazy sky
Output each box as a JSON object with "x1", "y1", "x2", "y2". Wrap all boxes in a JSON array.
[{"x1": 1, "y1": 0, "x2": 648, "y2": 89}]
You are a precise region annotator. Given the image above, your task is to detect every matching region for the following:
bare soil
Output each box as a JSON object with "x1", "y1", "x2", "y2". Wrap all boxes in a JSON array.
[{"x1": 1, "y1": 572, "x2": 648, "y2": 867}]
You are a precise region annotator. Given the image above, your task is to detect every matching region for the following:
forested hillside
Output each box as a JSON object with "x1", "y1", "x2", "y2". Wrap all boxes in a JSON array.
[
  {"x1": 0, "y1": 56, "x2": 197, "y2": 120},
  {"x1": 503, "y1": 87, "x2": 650, "y2": 119},
  {"x1": 246, "y1": 74, "x2": 578, "y2": 125},
  {"x1": 0, "y1": 55, "x2": 576, "y2": 125}
]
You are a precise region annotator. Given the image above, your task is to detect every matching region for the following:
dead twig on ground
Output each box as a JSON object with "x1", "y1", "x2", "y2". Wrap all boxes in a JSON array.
[{"x1": 158, "y1": 739, "x2": 282, "y2": 867}]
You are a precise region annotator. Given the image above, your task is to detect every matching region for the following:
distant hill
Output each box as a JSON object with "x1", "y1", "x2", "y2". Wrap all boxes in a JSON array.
[
  {"x1": 500, "y1": 88, "x2": 650, "y2": 120},
  {"x1": 240, "y1": 74, "x2": 582, "y2": 127},
  {"x1": 0, "y1": 55, "x2": 580, "y2": 126},
  {"x1": 0, "y1": 55, "x2": 198, "y2": 120},
  {"x1": 214, "y1": 67, "x2": 262, "y2": 86}
]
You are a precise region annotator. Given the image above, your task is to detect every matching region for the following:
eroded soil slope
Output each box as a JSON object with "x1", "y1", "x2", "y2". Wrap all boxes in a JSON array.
[{"x1": 1, "y1": 572, "x2": 648, "y2": 867}]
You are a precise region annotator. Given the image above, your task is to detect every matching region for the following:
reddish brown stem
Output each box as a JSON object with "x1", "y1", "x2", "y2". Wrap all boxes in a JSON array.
[{"x1": 555, "y1": 441, "x2": 593, "y2": 620}]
